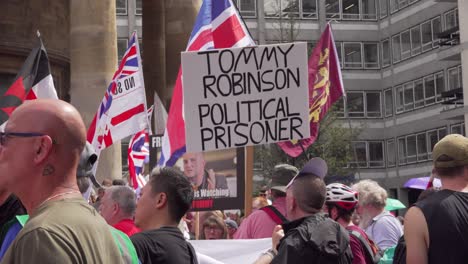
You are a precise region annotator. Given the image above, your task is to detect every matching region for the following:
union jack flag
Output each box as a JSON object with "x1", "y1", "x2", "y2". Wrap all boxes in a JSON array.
[
  {"x1": 128, "y1": 129, "x2": 150, "y2": 189},
  {"x1": 87, "y1": 31, "x2": 150, "y2": 174},
  {"x1": 159, "y1": 0, "x2": 255, "y2": 166}
]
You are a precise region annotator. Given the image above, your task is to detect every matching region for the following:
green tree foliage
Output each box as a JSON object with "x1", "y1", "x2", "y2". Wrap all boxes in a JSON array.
[{"x1": 253, "y1": 106, "x2": 361, "y2": 186}]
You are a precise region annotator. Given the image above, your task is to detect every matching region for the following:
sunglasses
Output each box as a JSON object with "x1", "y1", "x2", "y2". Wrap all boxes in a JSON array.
[{"x1": 0, "y1": 132, "x2": 49, "y2": 146}]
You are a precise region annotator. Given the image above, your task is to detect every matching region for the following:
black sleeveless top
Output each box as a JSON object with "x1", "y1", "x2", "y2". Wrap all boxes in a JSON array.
[{"x1": 415, "y1": 189, "x2": 468, "y2": 264}]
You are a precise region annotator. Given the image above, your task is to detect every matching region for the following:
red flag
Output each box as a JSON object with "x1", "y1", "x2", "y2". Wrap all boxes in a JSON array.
[
  {"x1": 0, "y1": 37, "x2": 57, "y2": 125},
  {"x1": 277, "y1": 23, "x2": 344, "y2": 157}
]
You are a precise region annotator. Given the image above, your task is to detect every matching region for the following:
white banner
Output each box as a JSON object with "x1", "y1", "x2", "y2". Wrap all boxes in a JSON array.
[
  {"x1": 190, "y1": 238, "x2": 271, "y2": 264},
  {"x1": 182, "y1": 43, "x2": 310, "y2": 152}
]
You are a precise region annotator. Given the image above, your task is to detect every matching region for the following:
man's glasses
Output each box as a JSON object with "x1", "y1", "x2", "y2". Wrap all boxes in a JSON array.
[{"x1": 0, "y1": 132, "x2": 47, "y2": 146}]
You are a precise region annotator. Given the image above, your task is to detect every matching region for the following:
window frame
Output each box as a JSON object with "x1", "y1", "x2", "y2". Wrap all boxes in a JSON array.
[
  {"x1": 343, "y1": 42, "x2": 363, "y2": 69},
  {"x1": 116, "y1": 0, "x2": 128, "y2": 15}
]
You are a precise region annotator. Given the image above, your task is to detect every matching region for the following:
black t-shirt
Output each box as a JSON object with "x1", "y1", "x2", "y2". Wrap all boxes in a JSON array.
[
  {"x1": 130, "y1": 226, "x2": 197, "y2": 264},
  {"x1": 415, "y1": 189, "x2": 468, "y2": 264}
]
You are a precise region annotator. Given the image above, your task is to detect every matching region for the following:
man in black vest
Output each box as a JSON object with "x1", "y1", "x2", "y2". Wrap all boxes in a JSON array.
[{"x1": 405, "y1": 134, "x2": 468, "y2": 263}]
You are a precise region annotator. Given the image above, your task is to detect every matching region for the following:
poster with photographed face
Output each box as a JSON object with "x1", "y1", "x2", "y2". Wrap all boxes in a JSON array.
[
  {"x1": 180, "y1": 148, "x2": 245, "y2": 211},
  {"x1": 149, "y1": 140, "x2": 245, "y2": 211}
]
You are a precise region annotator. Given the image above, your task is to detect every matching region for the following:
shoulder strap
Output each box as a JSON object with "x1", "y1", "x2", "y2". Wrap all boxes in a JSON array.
[
  {"x1": 187, "y1": 242, "x2": 199, "y2": 264},
  {"x1": 260, "y1": 206, "x2": 287, "y2": 225},
  {"x1": 349, "y1": 230, "x2": 381, "y2": 264}
]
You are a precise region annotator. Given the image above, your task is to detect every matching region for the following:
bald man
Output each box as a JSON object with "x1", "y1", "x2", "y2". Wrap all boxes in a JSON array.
[{"x1": 0, "y1": 99, "x2": 124, "y2": 264}]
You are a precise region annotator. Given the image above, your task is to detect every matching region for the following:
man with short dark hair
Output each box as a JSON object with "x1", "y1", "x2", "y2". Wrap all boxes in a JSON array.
[
  {"x1": 131, "y1": 167, "x2": 197, "y2": 264},
  {"x1": 100, "y1": 186, "x2": 140, "y2": 236},
  {"x1": 235, "y1": 164, "x2": 298, "y2": 239},
  {"x1": 405, "y1": 134, "x2": 468, "y2": 264},
  {"x1": 255, "y1": 158, "x2": 353, "y2": 264}
]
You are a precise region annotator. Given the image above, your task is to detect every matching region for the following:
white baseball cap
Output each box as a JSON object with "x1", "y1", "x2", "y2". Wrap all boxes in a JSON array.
[{"x1": 286, "y1": 157, "x2": 328, "y2": 189}]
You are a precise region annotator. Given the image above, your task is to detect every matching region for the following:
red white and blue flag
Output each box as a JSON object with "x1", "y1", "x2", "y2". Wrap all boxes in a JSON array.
[
  {"x1": 87, "y1": 31, "x2": 150, "y2": 166},
  {"x1": 159, "y1": 0, "x2": 255, "y2": 166},
  {"x1": 128, "y1": 129, "x2": 150, "y2": 189}
]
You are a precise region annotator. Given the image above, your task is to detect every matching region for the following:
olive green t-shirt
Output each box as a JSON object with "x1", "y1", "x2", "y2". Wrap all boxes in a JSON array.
[{"x1": 1, "y1": 197, "x2": 124, "y2": 264}]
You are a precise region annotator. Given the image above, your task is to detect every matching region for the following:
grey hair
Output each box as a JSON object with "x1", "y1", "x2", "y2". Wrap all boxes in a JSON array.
[
  {"x1": 352, "y1": 180, "x2": 387, "y2": 209},
  {"x1": 107, "y1": 186, "x2": 137, "y2": 217}
]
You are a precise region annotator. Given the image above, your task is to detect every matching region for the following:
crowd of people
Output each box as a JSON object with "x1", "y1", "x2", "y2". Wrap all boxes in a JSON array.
[{"x1": 1, "y1": 99, "x2": 468, "y2": 263}]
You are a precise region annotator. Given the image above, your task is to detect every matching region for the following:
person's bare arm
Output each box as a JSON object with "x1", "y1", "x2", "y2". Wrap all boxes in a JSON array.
[
  {"x1": 405, "y1": 206, "x2": 429, "y2": 264},
  {"x1": 253, "y1": 225, "x2": 284, "y2": 264}
]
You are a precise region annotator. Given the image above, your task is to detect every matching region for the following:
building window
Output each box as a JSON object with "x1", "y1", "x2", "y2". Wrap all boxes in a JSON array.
[
  {"x1": 448, "y1": 66, "x2": 461, "y2": 91},
  {"x1": 421, "y1": 21, "x2": 432, "y2": 52},
  {"x1": 366, "y1": 92, "x2": 382, "y2": 117},
  {"x1": 265, "y1": 0, "x2": 300, "y2": 18},
  {"x1": 342, "y1": 0, "x2": 359, "y2": 20},
  {"x1": 369, "y1": 141, "x2": 384, "y2": 167},
  {"x1": 416, "y1": 133, "x2": 427, "y2": 161},
  {"x1": 387, "y1": 139, "x2": 396, "y2": 167},
  {"x1": 351, "y1": 141, "x2": 384, "y2": 168},
  {"x1": 363, "y1": 43, "x2": 379, "y2": 68},
  {"x1": 362, "y1": 0, "x2": 377, "y2": 20},
  {"x1": 326, "y1": 0, "x2": 341, "y2": 19},
  {"x1": 435, "y1": 71, "x2": 445, "y2": 101},
  {"x1": 398, "y1": 0, "x2": 408, "y2": 9},
  {"x1": 347, "y1": 92, "x2": 365, "y2": 117},
  {"x1": 451, "y1": 123, "x2": 465, "y2": 136},
  {"x1": 335, "y1": 42, "x2": 343, "y2": 67},
  {"x1": 400, "y1": 30, "x2": 411, "y2": 60},
  {"x1": 116, "y1": 0, "x2": 127, "y2": 15},
  {"x1": 424, "y1": 75, "x2": 436, "y2": 105},
  {"x1": 302, "y1": 0, "x2": 318, "y2": 18},
  {"x1": 414, "y1": 79, "x2": 424, "y2": 108},
  {"x1": 410, "y1": 26, "x2": 421, "y2": 56},
  {"x1": 389, "y1": 0, "x2": 397, "y2": 13},
  {"x1": 395, "y1": 85, "x2": 404, "y2": 113},
  {"x1": 344, "y1": 42, "x2": 362, "y2": 68},
  {"x1": 237, "y1": 0, "x2": 257, "y2": 17},
  {"x1": 398, "y1": 137, "x2": 406, "y2": 165},
  {"x1": 384, "y1": 89, "x2": 393, "y2": 117},
  {"x1": 352, "y1": 141, "x2": 367, "y2": 167},
  {"x1": 117, "y1": 38, "x2": 128, "y2": 62},
  {"x1": 135, "y1": 0, "x2": 142, "y2": 15},
  {"x1": 381, "y1": 39, "x2": 391, "y2": 67},
  {"x1": 335, "y1": 97, "x2": 345, "y2": 117},
  {"x1": 432, "y1": 17, "x2": 442, "y2": 47},
  {"x1": 403, "y1": 82, "x2": 414, "y2": 111},
  {"x1": 379, "y1": 0, "x2": 388, "y2": 19},
  {"x1": 406, "y1": 135, "x2": 417, "y2": 163},
  {"x1": 444, "y1": 9, "x2": 458, "y2": 31},
  {"x1": 392, "y1": 35, "x2": 401, "y2": 63}
]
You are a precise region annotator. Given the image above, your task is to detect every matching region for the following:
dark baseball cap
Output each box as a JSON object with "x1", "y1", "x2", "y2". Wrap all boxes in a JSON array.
[{"x1": 286, "y1": 157, "x2": 328, "y2": 189}]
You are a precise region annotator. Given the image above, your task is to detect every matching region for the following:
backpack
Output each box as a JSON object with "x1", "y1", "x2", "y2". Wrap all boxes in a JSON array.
[
  {"x1": 349, "y1": 229, "x2": 382, "y2": 264},
  {"x1": 260, "y1": 205, "x2": 288, "y2": 225}
]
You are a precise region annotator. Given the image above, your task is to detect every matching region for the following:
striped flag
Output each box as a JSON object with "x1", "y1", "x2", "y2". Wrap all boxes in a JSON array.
[
  {"x1": 159, "y1": 0, "x2": 255, "y2": 166},
  {"x1": 277, "y1": 23, "x2": 344, "y2": 157},
  {"x1": 1, "y1": 36, "x2": 57, "y2": 126},
  {"x1": 87, "y1": 31, "x2": 150, "y2": 161},
  {"x1": 128, "y1": 129, "x2": 150, "y2": 189}
]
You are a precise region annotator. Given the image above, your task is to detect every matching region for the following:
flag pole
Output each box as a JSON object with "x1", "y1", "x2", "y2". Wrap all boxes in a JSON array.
[{"x1": 244, "y1": 146, "x2": 254, "y2": 217}]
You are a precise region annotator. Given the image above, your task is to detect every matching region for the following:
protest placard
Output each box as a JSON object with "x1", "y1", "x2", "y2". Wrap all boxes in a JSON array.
[{"x1": 181, "y1": 43, "x2": 310, "y2": 152}]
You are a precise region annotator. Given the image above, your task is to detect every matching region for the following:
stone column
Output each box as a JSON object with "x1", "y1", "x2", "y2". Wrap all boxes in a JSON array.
[
  {"x1": 318, "y1": 0, "x2": 327, "y2": 32},
  {"x1": 70, "y1": 0, "x2": 121, "y2": 181},
  {"x1": 142, "y1": 0, "x2": 165, "y2": 111},
  {"x1": 257, "y1": 0, "x2": 266, "y2": 44},
  {"x1": 164, "y1": 0, "x2": 202, "y2": 105},
  {"x1": 459, "y1": 0, "x2": 468, "y2": 133}
]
